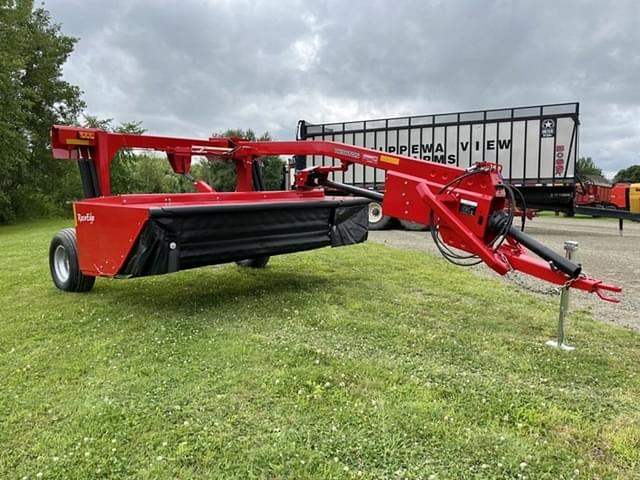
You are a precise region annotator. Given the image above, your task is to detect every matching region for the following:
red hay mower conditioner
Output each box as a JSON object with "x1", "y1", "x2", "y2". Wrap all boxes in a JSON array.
[{"x1": 49, "y1": 125, "x2": 621, "y2": 302}]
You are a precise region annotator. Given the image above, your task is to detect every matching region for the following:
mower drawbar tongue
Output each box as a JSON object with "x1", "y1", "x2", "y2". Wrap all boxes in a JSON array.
[{"x1": 489, "y1": 211, "x2": 582, "y2": 278}]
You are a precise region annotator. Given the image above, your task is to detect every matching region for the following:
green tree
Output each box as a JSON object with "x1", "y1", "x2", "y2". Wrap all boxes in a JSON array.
[
  {"x1": 111, "y1": 120, "x2": 146, "y2": 194},
  {"x1": 0, "y1": 1, "x2": 85, "y2": 222},
  {"x1": 81, "y1": 117, "x2": 187, "y2": 194},
  {"x1": 81, "y1": 114, "x2": 114, "y2": 131},
  {"x1": 575, "y1": 157, "x2": 603, "y2": 181},
  {"x1": 613, "y1": 165, "x2": 640, "y2": 183},
  {"x1": 192, "y1": 128, "x2": 284, "y2": 191},
  {"x1": 0, "y1": 2, "x2": 29, "y2": 221}
]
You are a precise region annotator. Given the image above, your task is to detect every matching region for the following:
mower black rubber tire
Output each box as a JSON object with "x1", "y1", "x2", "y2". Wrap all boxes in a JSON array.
[
  {"x1": 236, "y1": 256, "x2": 270, "y2": 268},
  {"x1": 49, "y1": 228, "x2": 96, "y2": 292}
]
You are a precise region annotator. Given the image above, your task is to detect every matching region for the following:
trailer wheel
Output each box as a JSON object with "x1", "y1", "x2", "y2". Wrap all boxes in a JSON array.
[
  {"x1": 368, "y1": 201, "x2": 395, "y2": 230},
  {"x1": 399, "y1": 219, "x2": 430, "y2": 231},
  {"x1": 236, "y1": 256, "x2": 270, "y2": 268},
  {"x1": 49, "y1": 228, "x2": 95, "y2": 292}
]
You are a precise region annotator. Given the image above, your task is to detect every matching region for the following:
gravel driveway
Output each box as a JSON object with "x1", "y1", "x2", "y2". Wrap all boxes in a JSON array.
[{"x1": 370, "y1": 216, "x2": 640, "y2": 330}]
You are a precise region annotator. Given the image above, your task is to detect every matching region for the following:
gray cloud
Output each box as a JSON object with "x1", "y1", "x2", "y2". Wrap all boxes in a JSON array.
[{"x1": 46, "y1": 0, "x2": 640, "y2": 176}]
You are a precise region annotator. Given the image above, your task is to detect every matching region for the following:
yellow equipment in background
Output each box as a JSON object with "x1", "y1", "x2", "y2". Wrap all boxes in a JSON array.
[{"x1": 630, "y1": 183, "x2": 640, "y2": 214}]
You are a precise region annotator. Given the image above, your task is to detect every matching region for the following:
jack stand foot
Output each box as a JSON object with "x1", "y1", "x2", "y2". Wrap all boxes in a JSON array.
[
  {"x1": 545, "y1": 339, "x2": 575, "y2": 351},
  {"x1": 544, "y1": 240, "x2": 578, "y2": 352}
]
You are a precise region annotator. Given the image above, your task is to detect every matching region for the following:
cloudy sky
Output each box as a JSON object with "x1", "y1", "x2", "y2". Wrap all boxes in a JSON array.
[{"x1": 46, "y1": 0, "x2": 639, "y2": 177}]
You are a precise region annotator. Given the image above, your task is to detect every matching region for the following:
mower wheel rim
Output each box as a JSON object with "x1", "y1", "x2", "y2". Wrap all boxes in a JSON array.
[
  {"x1": 368, "y1": 202, "x2": 383, "y2": 224},
  {"x1": 54, "y1": 245, "x2": 70, "y2": 283}
]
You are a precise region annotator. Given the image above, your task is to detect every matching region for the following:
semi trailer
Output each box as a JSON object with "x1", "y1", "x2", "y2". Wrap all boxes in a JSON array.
[
  {"x1": 296, "y1": 102, "x2": 640, "y2": 228},
  {"x1": 48, "y1": 125, "x2": 620, "y2": 304}
]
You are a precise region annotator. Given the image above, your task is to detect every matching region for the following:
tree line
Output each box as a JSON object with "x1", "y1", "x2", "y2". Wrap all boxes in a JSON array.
[
  {"x1": 0, "y1": 2, "x2": 84, "y2": 222},
  {"x1": 0, "y1": 2, "x2": 283, "y2": 223},
  {"x1": 576, "y1": 157, "x2": 640, "y2": 184},
  {"x1": 82, "y1": 117, "x2": 284, "y2": 196}
]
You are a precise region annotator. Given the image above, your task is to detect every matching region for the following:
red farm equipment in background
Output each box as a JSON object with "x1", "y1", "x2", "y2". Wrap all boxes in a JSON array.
[
  {"x1": 48, "y1": 125, "x2": 621, "y2": 302},
  {"x1": 575, "y1": 180, "x2": 640, "y2": 213},
  {"x1": 575, "y1": 182, "x2": 613, "y2": 208},
  {"x1": 609, "y1": 183, "x2": 631, "y2": 209}
]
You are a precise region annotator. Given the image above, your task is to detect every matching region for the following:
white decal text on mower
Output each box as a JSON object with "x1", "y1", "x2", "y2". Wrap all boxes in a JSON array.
[
  {"x1": 334, "y1": 148, "x2": 360, "y2": 159},
  {"x1": 77, "y1": 212, "x2": 95, "y2": 224}
]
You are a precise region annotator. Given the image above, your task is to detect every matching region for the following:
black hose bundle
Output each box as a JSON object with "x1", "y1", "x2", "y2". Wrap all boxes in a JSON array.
[{"x1": 428, "y1": 168, "x2": 524, "y2": 268}]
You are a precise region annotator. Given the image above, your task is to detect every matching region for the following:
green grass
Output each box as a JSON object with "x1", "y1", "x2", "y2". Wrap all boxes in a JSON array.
[{"x1": 1, "y1": 220, "x2": 639, "y2": 479}]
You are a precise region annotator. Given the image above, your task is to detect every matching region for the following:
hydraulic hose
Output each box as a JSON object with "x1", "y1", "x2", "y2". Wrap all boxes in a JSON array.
[
  {"x1": 321, "y1": 179, "x2": 385, "y2": 202},
  {"x1": 489, "y1": 211, "x2": 582, "y2": 278}
]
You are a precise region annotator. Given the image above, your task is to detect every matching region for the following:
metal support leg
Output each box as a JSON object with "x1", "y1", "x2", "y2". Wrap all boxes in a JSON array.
[
  {"x1": 619, "y1": 218, "x2": 624, "y2": 235},
  {"x1": 545, "y1": 241, "x2": 578, "y2": 351}
]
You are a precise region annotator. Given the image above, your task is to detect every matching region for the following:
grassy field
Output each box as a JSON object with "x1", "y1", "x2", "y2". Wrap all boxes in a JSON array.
[{"x1": 1, "y1": 220, "x2": 639, "y2": 479}]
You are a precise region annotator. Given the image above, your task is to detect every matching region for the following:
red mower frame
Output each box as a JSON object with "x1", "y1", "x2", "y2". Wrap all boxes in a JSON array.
[{"x1": 49, "y1": 125, "x2": 621, "y2": 301}]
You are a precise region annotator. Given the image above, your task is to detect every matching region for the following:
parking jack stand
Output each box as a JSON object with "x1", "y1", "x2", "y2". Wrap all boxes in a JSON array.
[{"x1": 545, "y1": 241, "x2": 579, "y2": 351}]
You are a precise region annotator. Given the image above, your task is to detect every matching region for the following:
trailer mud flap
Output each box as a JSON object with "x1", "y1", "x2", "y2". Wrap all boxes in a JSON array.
[{"x1": 120, "y1": 197, "x2": 369, "y2": 277}]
